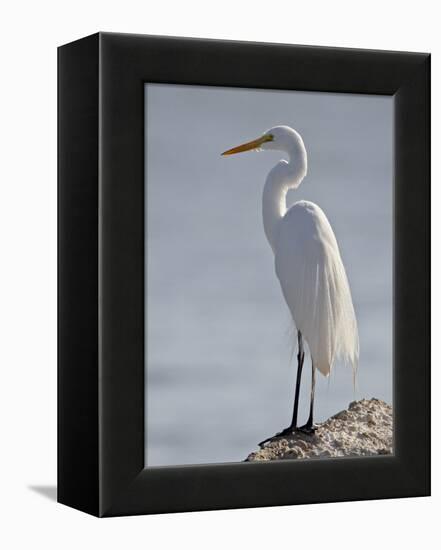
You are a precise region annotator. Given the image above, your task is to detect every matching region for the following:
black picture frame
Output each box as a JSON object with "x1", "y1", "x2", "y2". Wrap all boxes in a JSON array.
[{"x1": 58, "y1": 32, "x2": 430, "y2": 517}]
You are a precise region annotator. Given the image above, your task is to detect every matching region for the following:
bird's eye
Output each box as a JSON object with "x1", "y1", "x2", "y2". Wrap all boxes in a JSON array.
[{"x1": 265, "y1": 134, "x2": 274, "y2": 142}]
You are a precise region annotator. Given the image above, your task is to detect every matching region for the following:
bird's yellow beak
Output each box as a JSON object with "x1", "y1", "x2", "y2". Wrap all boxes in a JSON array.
[{"x1": 221, "y1": 134, "x2": 273, "y2": 156}]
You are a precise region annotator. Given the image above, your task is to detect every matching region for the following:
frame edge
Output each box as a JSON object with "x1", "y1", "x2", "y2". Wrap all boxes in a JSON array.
[{"x1": 57, "y1": 33, "x2": 101, "y2": 517}]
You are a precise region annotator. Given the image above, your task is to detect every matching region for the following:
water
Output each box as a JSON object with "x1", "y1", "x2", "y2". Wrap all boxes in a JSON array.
[{"x1": 145, "y1": 84, "x2": 393, "y2": 466}]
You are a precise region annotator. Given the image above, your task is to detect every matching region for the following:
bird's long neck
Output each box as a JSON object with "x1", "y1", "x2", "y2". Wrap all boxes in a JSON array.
[{"x1": 262, "y1": 147, "x2": 307, "y2": 253}]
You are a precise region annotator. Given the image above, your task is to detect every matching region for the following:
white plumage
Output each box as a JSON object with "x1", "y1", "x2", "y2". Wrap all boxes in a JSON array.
[
  {"x1": 275, "y1": 200, "x2": 358, "y2": 376},
  {"x1": 222, "y1": 125, "x2": 359, "y2": 435}
]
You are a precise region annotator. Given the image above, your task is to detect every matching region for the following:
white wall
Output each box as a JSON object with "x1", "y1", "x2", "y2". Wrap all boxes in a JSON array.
[{"x1": 0, "y1": 1, "x2": 438, "y2": 548}]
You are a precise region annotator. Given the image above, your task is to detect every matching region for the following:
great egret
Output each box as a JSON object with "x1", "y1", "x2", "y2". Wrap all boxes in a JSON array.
[{"x1": 222, "y1": 126, "x2": 359, "y2": 442}]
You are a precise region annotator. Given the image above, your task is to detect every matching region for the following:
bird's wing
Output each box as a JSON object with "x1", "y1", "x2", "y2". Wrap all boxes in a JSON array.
[{"x1": 275, "y1": 201, "x2": 359, "y2": 376}]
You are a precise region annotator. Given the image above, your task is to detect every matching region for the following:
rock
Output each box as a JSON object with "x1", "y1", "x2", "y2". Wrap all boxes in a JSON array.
[{"x1": 246, "y1": 398, "x2": 393, "y2": 461}]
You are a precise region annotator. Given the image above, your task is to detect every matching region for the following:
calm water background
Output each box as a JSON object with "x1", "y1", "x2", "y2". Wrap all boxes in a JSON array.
[{"x1": 145, "y1": 84, "x2": 393, "y2": 467}]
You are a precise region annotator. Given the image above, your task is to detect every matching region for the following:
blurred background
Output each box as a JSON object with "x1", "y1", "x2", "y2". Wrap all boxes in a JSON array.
[{"x1": 145, "y1": 83, "x2": 393, "y2": 467}]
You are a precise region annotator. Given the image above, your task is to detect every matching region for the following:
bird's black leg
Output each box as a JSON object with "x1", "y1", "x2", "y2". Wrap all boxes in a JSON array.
[
  {"x1": 289, "y1": 330, "x2": 305, "y2": 431},
  {"x1": 298, "y1": 361, "x2": 316, "y2": 434},
  {"x1": 259, "y1": 331, "x2": 305, "y2": 446}
]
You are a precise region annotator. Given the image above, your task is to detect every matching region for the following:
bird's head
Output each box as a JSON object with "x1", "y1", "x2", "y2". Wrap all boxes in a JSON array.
[{"x1": 221, "y1": 125, "x2": 305, "y2": 158}]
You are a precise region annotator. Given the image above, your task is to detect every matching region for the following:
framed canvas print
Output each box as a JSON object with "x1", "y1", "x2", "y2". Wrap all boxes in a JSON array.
[{"x1": 58, "y1": 32, "x2": 430, "y2": 517}]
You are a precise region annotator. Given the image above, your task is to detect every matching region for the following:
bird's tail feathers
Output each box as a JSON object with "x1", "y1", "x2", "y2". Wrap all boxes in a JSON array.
[{"x1": 292, "y1": 250, "x2": 359, "y2": 381}]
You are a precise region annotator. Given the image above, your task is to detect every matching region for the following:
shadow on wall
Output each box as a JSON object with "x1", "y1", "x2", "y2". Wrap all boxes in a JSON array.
[{"x1": 28, "y1": 485, "x2": 57, "y2": 502}]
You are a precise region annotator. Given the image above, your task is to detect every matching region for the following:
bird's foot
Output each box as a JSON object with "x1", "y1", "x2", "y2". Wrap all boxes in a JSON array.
[
  {"x1": 297, "y1": 423, "x2": 317, "y2": 435},
  {"x1": 258, "y1": 426, "x2": 295, "y2": 447}
]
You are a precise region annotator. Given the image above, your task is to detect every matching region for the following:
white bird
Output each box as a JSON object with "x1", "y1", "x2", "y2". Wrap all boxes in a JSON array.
[{"x1": 222, "y1": 126, "x2": 359, "y2": 442}]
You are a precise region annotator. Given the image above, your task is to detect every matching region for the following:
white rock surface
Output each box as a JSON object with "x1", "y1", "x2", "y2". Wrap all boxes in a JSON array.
[{"x1": 246, "y1": 398, "x2": 393, "y2": 461}]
